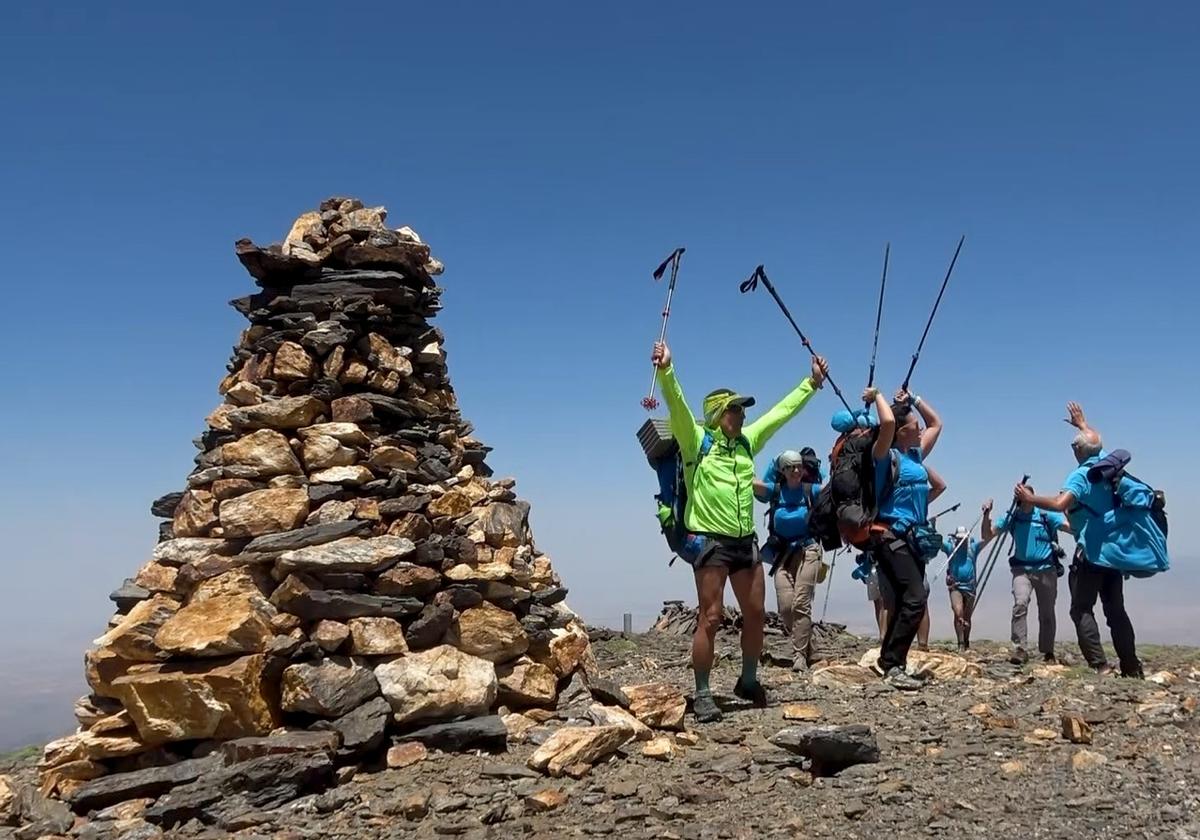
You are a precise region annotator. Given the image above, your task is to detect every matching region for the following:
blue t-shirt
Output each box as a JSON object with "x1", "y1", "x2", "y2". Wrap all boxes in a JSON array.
[
  {"x1": 760, "y1": 462, "x2": 819, "y2": 543},
  {"x1": 1063, "y1": 452, "x2": 1110, "y2": 560},
  {"x1": 940, "y1": 536, "x2": 980, "y2": 591},
  {"x1": 995, "y1": 509, "x2": 1066, "y2": 571},
  {"x1": 875, "y1": 447, "x2": 929, "y2": 533}
]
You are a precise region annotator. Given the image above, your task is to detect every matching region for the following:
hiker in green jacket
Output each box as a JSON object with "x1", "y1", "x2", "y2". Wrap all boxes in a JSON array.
[{"x1": 651, "y1": 341, "x2": 828, "y2": 722}]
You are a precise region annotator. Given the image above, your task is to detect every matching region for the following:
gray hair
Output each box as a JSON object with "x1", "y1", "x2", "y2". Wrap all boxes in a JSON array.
[{"x1": 1071, "y1": 432, "x2": 1102, "y2": 458}]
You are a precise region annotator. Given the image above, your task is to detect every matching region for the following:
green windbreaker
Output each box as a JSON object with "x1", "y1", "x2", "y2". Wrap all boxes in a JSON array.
[{"x1": 656, "y1": 363, "x2": 819, "y2": 539}]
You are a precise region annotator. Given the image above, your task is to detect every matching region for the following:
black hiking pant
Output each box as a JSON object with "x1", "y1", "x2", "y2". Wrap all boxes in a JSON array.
[
  {"x1": 874, "y1": 532, "x2": 927, "y2": 672},
  {"x1": 1069, "y1": 558, "x2": 1140, "y2": 676}
]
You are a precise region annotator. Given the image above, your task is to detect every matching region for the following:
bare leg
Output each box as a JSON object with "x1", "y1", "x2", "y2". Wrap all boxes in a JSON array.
[
  {"x1": 729, "y1": 563, "x2": 767, "y2": 680},
  {"x1": 961, "y1": 592, "x2": 975, "y2": 649},
  {"x1": 917, "y1": 605, "x2": 931, "y2": 650},
  {"x1": 949, "y1": 589, "x2": 965, "y2": 648},
  {"x1": 876, "y1": 601, "x2": 890, "y2": 641},
  {"x1": 692, "y1": 565, "x2": 729, "y2": 694}
]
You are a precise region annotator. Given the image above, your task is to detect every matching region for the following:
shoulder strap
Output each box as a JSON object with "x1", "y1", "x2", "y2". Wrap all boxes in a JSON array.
[
  {"x1": 1123, "y1": 470, "x2": 1151, "y2": 490},
  {"x1": 766, "y1": 478, "x2": 783, "y2": 537},
  {"x1": 1038, "y1": 510, "x2": 1059, "y2": 544},
  {"x1": 769, "y1": 480, "x2": 782, "y2": 509},
  {"x1": 889, "y1": 450, "x2": 906, "y2": 489},
  {"x1": 830, "y1": 433, "x2": 848, "y2": 467},
  {"x1": 875, "y1": 449, "x2": 900, "y2": 505},
  {"x1": 803, "y1": 483, "x2": 815, "y2": 509},
  {"x1": 698, "y1": 431, "x2": 714, "y2": 459}
]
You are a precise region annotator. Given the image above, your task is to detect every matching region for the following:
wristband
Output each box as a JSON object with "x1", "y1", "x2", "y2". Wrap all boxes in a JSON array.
[{"x1": 911, "y1": 395, "x2": 922, "y2": 407}]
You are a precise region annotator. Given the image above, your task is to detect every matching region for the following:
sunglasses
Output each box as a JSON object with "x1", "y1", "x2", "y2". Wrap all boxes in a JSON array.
[{"x1": 782, "y1": 464, "x2": 805, "y2": 472}]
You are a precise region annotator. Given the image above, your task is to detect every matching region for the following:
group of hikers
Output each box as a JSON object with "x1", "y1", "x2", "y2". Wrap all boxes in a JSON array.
[{"x1": 648, "y1": 340, "x2": 1168, "y2": 723}]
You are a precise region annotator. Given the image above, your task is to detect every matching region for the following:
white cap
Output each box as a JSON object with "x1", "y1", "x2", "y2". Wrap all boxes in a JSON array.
[{"x1": 777, "y1": 450, "x2": 804, "y2": 469}]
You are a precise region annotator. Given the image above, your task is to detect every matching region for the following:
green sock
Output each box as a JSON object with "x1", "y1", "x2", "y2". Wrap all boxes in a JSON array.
[
  {"x1": 741, "y1": 654, "x2": 758, "y2": 686},
  {"x1": 694, "y1": 669, "x2": 711, "y2": 695}
]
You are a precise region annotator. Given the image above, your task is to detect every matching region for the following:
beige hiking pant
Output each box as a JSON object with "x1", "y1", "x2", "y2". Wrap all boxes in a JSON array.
[{"x1": 773, "y1": 542, "x2": 824, "y2": 665}]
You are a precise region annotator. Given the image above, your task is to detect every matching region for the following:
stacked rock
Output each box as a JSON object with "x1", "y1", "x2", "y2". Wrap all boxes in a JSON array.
[{"x1": 43, "y1": 198, "x2": 594, "y2": 814}]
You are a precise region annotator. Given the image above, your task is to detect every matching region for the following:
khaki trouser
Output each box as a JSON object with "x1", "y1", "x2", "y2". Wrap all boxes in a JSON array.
[
  {"x1": 773, "y1": 542, "x2": 824, "y2": 665},
  {"x1": 1011, "y1": 567, "x2": 1058, "y2": 656}
]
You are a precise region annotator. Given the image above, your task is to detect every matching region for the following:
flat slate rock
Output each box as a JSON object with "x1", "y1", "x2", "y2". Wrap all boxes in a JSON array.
[
  {"x1": 770, "y1": 724, "x2": 881, "y2": 774},
  {"x1": 150, "y1": 491, "x2": 184, "y2": 519},
  {"x1": 311, "y1": 696, "x2": 391, "y2": 760},
  {"x1": 244, "y1": 520, "x2": 372, "y2": 553},
  {"x1": 144, "y1": 751, "x2": 335, "y2": 828},
  {"x1": 219, "y1": 731, "x2": 340, "y2": 763},
  {"x1": 404, "y1": 602, "x2": 454, "y2": 651},
  {"x1": 109, "y1": 580, "x2": 151, "y2": 611},
  {"x1": 273, "y1": 586, "x2": 423, "y2": 621},
  {"x1": 479, "y1": 763, "x2": 541, "y2": 780},
  {"x1": 586, "y1": 676, "x2": 630, "y2": 709},
  {"x1": 68, "y1": 755, "x2": 222, "y2": 813},
  {"x1": 395, "y1": 715, "x2": 508, "y2": 753}
]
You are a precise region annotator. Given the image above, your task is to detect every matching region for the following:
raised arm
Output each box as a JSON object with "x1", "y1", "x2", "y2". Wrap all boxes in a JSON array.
[
  {"x1": 907, "y1": 392, "x2": 943, "y2": 457},
  {"x1": 1014, "y1": 483, "x2": 1075, "y2": 514},
  {"x1": 754, "y1": 459, "x2": 779, "y2": 503},
  {"x1": 866, "y1": 388, "x2": 895, "y2": 462},
  {"x1": 979, "y1": 498, "x2": 997, "y2": 544},
  {"x1": 926, "y1": 463, "x2": 947, "y2": 503},
  {"x1": 652, "y1": 342, "x2": 702, "y2": 462},
  {"x1": 1065, "y1": 401, "x2": 1101, "y2": 447},
  {"x1": 744, "y1": 356, "x2": 827, "y2": 455}
]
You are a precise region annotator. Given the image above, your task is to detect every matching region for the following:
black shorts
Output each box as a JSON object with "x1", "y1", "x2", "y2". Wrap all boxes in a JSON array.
[{"x1": 690, "y1": 534, "x2": 759, "y2": 574}]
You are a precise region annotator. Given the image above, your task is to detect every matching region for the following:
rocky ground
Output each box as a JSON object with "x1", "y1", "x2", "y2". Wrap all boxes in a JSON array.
[{"x1": 4, "y1": 622, "x2": 1198, "y2": 840}]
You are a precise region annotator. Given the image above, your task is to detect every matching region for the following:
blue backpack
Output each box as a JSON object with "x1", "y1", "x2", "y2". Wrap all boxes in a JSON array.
[
  {"x1": 651, "y1": 431, "x2": 714, "y2": 558},
  {"x1": 1081, "y1": 450, "x2": 1169, "y2": 577}
]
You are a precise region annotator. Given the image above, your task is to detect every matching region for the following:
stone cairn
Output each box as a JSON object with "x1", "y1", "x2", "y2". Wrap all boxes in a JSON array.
[{"x1": 40, "y1": 199, "x2": 597, "y2": 822}]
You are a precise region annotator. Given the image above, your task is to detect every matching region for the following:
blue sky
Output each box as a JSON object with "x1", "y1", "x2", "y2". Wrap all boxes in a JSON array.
[{"x1": 1, "y1": 2, "x2": 1197, "y2": 746}]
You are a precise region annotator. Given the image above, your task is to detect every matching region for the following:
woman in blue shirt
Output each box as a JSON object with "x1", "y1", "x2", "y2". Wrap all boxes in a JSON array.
[
  {"x1": 940, "y1": 523, "x2": 982, "y2": 651},
  {"x1": 754, "y1": 448, "x2": 824, "y2": 671},
  {"x1": 864, "y1": 387, "x2": 947, "y2": 690}
]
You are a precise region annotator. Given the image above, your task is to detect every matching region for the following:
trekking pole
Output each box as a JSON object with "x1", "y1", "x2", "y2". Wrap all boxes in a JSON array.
[
  {"x1": 739, "y1": 265, "x2": 854, "y2": 414},
  {"x1": 820, "y1": 548, "x2": 840, "y2": 624},
  {"x1": 642, "y1": 247, "x2": 685, "y2": 411},
  {"x1": 974, "y1": 531, "x2": 1010, "y2": 607},
  {"x1": 867, "y1": 243, "x2": 889, "y2": 389},
  {"x1": 975, "y1": 475, "x2": 1029, "y2": 604},
  {"x1": 976, "y1": 475, "x2": 1029, "y2": 601},
  {"x1": 901, "y1": 235, "x2": 965, "y2": 391},
  {"x1": 975, "y1": 515, "x2": 1012, "y2": 604},
  {"x1": 932, "y1": 502, "x2": 961, "y2": 520}
]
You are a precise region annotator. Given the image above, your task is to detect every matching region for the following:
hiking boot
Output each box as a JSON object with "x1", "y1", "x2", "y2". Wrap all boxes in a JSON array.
[
  {"x1": 870, "y1": 658, "x2": 886, "y2": 677},
  {"x1": 733, "y1": 677, "x2": 768, "y2": 708},
  {"x1": 1119, "y1": 667, "x2": 1144, "y2": 679},
  {"x1": 1042, "y1": 653, "x2": 1057, "y2": 664},
  {"x1": 1008, "y1": 648, "x2": 1028, "y2": 666},
  {"x1": 884, "y1": 667, "x2": 922, "y2": 691},
  {"x1": 692, "y1": 691, "x2": 723, "y2": 723},
  {"x1": 1094, "y1": 664, "x2": 1116, "y2": 677},
  {"x1": 791, "y1": 658, "x2": 810, "y2": 675}
]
